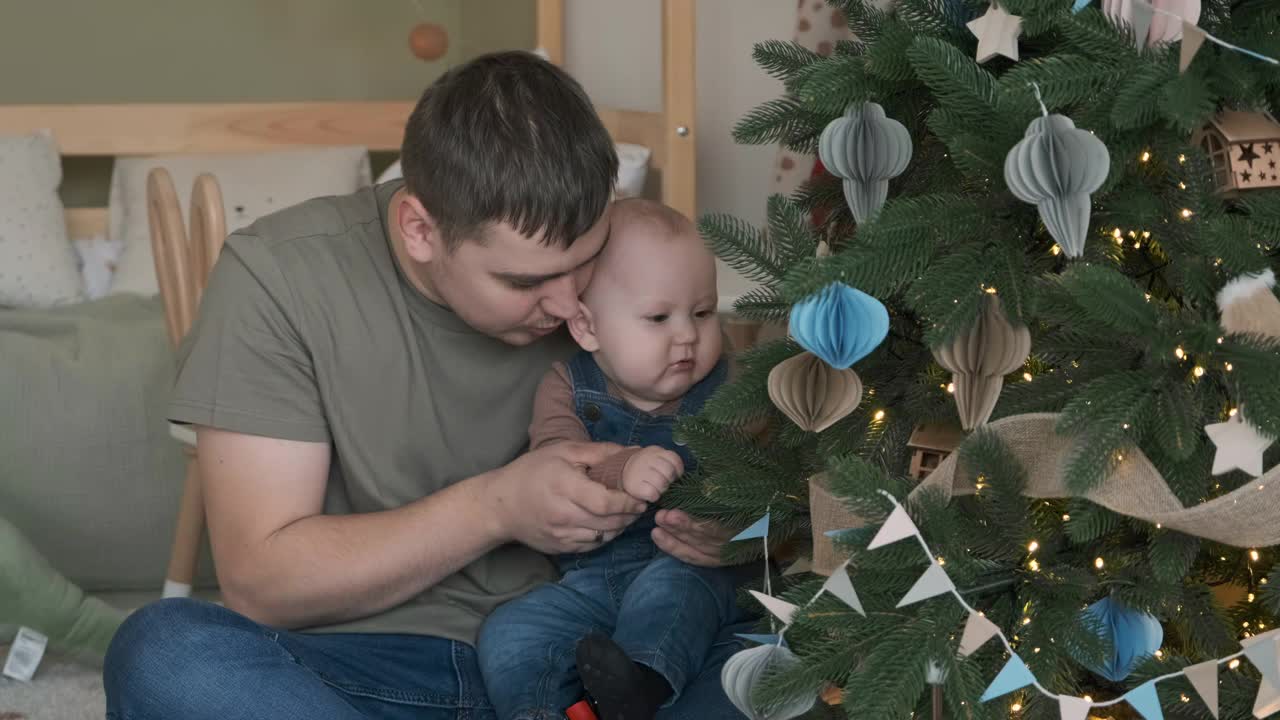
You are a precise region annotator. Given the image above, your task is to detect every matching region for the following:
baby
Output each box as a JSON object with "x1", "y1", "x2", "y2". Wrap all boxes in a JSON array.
[{"x1": 477, "y1": 199, "x2": 746, "y2": 720}]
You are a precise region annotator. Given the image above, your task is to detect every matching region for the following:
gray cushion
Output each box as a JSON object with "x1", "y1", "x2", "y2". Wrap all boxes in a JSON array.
[{"x1": 0, "y1": 295, "x2": 215, "y2": 591}]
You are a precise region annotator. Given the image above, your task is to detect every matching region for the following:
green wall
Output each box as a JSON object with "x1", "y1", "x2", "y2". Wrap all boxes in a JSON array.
[{"x1": 0, "y1": 0, "x2": 534, "y2": 207}]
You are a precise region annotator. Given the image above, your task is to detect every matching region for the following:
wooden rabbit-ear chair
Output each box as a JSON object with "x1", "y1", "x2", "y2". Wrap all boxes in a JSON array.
[{"x1": 147, "y1": 167, "x2": 227, "y2": 598}]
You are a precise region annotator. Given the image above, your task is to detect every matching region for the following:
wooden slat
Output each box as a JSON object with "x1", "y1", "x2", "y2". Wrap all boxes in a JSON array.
[
  {"x1": 536, "y1": 0, "x2": 565, "y2": 66},
  {"x1": 662, "y1": 0, "x2": 697, "y2": 218},
  {"x1": 64, "y1": 207, "x2": 108, "y2": 238},
  {"x1": 0, "y1": 102, "x2": 413, "y2": 156}
]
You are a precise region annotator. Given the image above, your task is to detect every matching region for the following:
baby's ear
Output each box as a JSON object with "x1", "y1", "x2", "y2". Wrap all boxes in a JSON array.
[{"x1": 567, "y1": 302, "x2": 600, "y2": 352}]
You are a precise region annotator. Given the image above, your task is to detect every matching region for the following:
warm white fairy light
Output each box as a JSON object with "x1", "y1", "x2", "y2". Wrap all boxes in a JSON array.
[
  {"x1": 874, "y1": 410, "x2": 886, "y2": 421},
  {"x1": 946, "y1": 383, "x2": 955, "y2": 394},
  {"x1": 1230, "y1": 659, "x2": 1242, "y2": 669},
  {"x1": 1175, "y1": 346, "x2": 1185, "y2": 359},
  {"x1": 1181, "y1": 208, "x2": 1194, "y2": 219},
  {"x1": 1194, "y1": 366, "x2": 1205, "y2": 377},
  {"x1": 937, "y1": 556, "x2": 946, "y2": 565},
  {"x1": 1022, "y1": 617, "x2": 1032, "y2": 626},
  {"x1": 1028, "y1": 541, "x2": 1039, "y2": 553},
  {"x1": 1250, "y1": 593, "x2": 1257, "y2": 602},
  {"x1": 1226, "y1": 362, "x2": 1234, "y2": 372},
  {"x1": 1051, "y1": 244, "x2": 1061, "y2": 256},
  {"x1": 1023, "y1": 372, "x2": 1033, "y2": 381},
  {"x1": 1011, "y1": 702, "x2": 1023, "y2": 713},
  {"x1": 1178, "y1": 154, "x2": 1187, "y2": 164},
  {"x1": 1062, "y1": 513, "x2": 1071, "y2": 522},
  {"x1": 1251, "y1": 549, "x2": 1260, "y2": 561},
  {"x1": 1028, "y1": 559, "x2": 1040, "y2": 572},
  {"x1": 1155, "y1": 649, "x2": 1164, "y2": 658},
  {"x1": 1140, "y1": 151, "x2": 1151, "y2": 162},
  {"x1": 1095, "y1": 557, "x2": 1105, "y2": 569},
  {"x1": 1230, "y1": 408, "x2": 1239, "y2": 417},
  {"x1": 1179, "y1": 181, "x2": 1188, "y2": 190}
]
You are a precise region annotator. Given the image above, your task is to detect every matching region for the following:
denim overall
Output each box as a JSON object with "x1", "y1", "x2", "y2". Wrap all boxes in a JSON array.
[{"x1": 477, "y1": 352, "x2": 749, "y2": 720}]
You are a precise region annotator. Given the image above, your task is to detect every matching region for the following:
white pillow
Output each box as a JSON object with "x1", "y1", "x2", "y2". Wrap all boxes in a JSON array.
[
  {"x1": 614, "y1": 143, "x2": 651, "y2": 199},
  {"x1": 72, "y1": 234, "x2": 125, "y2": 300},
  {"x1": 108, "y1": 147, "x2": 373, "y2": 296},
  {"x1": 0, "y1": 132, "x2": 84, "y2": 307}
]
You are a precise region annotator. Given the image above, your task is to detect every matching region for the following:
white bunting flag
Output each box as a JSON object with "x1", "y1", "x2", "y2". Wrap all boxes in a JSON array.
[
  {"x1": 1059, "y1": 695, "x2": 1094, "y2": 720},
  {"x1": 958, "y1": 611, "x2": 1000, "y2": 657},
  {"x1": 1180, "y1": 22, "x2": 1206, "y2": 72},
  {"x1": 749, "y1": 590, "x2": 799, "y2": 625},
  {"x1": 1256, "y1": 676, "x2": 1280, "y2": 719},
  {"x1": 1184, "y1": 659, "x2": 1219, "y2": 719},
  {"x1": 897, "y1": 562, "x2": 955, "y2": 608},
  {"x1": 868, "y1": 506, "x2": 917, "y2": 550},
  {"x1": 821, "y1": 561, "x2": 865, "y2": 616},
  {"x1": 1244, "y1": 630, "x2": 1280, "y2": 691},
  {"x1": 782, "y1": 557, "x2": 813, "y2": 576}
]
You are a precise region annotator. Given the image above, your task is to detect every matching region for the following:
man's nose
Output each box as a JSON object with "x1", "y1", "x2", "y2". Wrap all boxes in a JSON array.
[{"x1": 540, "y1": 274, "x2": 580, "y2": 319}]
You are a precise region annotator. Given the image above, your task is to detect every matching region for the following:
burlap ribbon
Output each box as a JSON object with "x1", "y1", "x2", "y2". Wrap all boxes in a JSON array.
[{"x1": 809, "y1": 412, "x2": 1280, "y2": 574}]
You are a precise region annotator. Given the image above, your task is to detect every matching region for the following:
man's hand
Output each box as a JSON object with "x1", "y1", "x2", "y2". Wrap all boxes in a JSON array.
[
  {"x1": 653, "y1": 509, "x2": 734, "y2": 567},
  {"x1": 484, "y1": 441, "x2": 647, "y2": 554},
  {"x1": 621, "y1": 446, "x2": 684, "y2": 503}
]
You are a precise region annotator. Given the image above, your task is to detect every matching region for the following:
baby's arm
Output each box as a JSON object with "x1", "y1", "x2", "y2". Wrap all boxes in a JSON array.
[{"x1": 528, "y1": 363, "x2": 640, "y2": 491}]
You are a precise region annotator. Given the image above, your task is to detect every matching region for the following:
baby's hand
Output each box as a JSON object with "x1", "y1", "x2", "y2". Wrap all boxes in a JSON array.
[{"x1": 622, "y1": 447, "x2": 684, "y2": 503}]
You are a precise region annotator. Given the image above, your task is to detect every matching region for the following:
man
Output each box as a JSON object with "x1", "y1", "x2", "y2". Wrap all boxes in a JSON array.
[{"x1": 103, "y1": 52, "x2": 750, "y2": 720}]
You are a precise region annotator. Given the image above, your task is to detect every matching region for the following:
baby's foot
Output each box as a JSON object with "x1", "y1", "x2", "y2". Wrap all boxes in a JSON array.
[{"x1": 575, "y1": 633, "x2": 672, "y2": 720}]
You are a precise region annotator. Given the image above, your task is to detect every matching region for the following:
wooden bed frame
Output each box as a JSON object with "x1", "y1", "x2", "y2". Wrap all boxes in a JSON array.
[{"x1": 0, "y1": 0, "x2": 696, "y2": 235}]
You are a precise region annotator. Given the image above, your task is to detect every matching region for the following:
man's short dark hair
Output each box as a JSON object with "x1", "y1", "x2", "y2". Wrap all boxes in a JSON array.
[{"x1": 400, "y1": 51, "x2": 619, "y2": 250}]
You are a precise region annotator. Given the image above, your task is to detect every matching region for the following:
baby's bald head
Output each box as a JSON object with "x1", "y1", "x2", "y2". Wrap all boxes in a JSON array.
[
  {"x1": 568, "y1": 198, "x2": 721, "y2": 408},
  {"x1": 585, "y1": 198, "x2": 710, "y2": 303}
]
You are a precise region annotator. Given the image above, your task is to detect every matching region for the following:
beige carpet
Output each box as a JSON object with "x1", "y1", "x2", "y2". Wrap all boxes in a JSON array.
[{"x1": 0, "y1": 647, "x2": 104, "y2": 720}]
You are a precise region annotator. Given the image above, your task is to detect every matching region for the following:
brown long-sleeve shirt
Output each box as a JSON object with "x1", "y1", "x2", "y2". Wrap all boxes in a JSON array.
[{"x1": 528, "y1": 362, "x2": 681, "y2": 490}]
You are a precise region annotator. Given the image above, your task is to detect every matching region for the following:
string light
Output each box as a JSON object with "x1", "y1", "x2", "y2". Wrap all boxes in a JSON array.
[
  {"x1": 1179, "y1": 181, "x2": 1188, "y2": 190},
  {"x1": 1251, "y1": 549, "x2": 1260, "y2": 561},
  {"x1": 1250, "y1": 593, "x2": 1257, "y2": 602},
  {"x1": 946, "y1": 383, "x2": 955, "y2": 394},
  {"x1": 1095, "y1": 557, "x2": 1105, "y2": 569},
  {"x1": 1140, "y1": 151, "x2": 1151, "y2": 162},
  {"x1": 1181, "y1": 208, "x2": 1194, "y2": 219},
  {"x1": 1029, "y1": 559, "x2": 1040, "y2": 571},
  {"x1": 1178, "y1": 154, "x2": 1187, "y2": 164},
  {"x1": 1051, "y1": 244, "x2": 1061, "y2": 256},
  {"x1": 1028, "y1": 541, "x2": 1039, "y2": 553},
  {"x1": 937, "y1": 556, "x2": 946, "y2": 565},
  {"x1": 984, "y1": 286, "x2": 998, "y2": 295},
  {"x1": 1226, "y1": 362, "x2": 1234, "y2": 372},
  {"x1": 873, "y1": 410, "x2": 886, "y2": 421},
  {"x1": 1230, "y1": 408, "x2": 1239, "y2": 417},
  {"x1": 1062, "y1": 513, "x2": 1071, "y2": 521},
  {"x1": 1022, "y1": 617, "x2": 1032, "y2": 626},
  {"x1": 1230, "y1": 659, "x2": 1242, "y2": 669},
  {"x1": 1011, "y1": 703, "x2": 1023, "y2": 713},
  {"x1": 1181, "y1": 694, "x2": 1191, "y2": 703},
  {"x1": 1155, "y1": 649, "x2": 1164, "y2": 658},
  {"x1": 1194, "y1": 366, "x2": 1205, "y2": 377},
  {"x1": 1023, "y1": 372, "x2": 1033, "y2": 381},
  {"x1": 1083, "y1": 696, "x2": 1093, "y2": 703},
  {"x1": 1217, "y1": 336, "x2": 1224, "y2": 344},
  {"x1": 1175, "y1": 346, "x2": 1185, "y2": 359}
]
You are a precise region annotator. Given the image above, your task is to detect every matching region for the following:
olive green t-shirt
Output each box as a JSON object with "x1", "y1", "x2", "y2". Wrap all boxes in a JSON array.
[{"x1": 168, "y1": 180, "x2": 575, "y2": 644}]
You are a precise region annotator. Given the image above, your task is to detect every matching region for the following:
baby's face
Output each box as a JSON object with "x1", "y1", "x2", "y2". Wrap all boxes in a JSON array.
[{"x1": 579, "y1": 224, "x2": 720, "y2": 409}]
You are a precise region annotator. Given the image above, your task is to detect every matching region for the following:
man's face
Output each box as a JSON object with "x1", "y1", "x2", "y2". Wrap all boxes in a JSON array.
[{"x1": 424, "y1": 212, "x2": 610, "y2": 346}]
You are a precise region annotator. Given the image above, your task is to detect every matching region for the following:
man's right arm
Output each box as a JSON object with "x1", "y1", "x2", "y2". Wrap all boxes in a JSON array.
[
  {"x1": 176, "y1": 239, "x2": 643, "y2": 630},
  {"x1": 200, "y1": 428, "x2": 643, "y2": 630}
]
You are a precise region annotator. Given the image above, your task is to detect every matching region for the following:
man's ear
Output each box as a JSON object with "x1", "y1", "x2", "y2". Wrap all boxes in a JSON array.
[
  {"x1": 567, "y1": 302, "x2": 600, "y2": 352},
  {"x1": 398, "y1": 193, "x2": 442, "y2": 263}
]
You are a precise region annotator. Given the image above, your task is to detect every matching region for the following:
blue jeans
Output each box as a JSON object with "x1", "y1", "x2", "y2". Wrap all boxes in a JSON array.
[
  {"x1": 104, "y1": 598, "x2": 493, "y2": 720},
  {"x1": 477, "y1": 517, "x2": 752, "y2": 720}
]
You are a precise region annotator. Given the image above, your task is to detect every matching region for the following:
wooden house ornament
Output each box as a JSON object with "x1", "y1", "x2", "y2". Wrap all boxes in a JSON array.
[
  {"x1": 1193, "y1": 111, "x2": 1280, "y2": 193},
  {"x1": 907, "y1": 421, "x2": 965, "y2": 480}
]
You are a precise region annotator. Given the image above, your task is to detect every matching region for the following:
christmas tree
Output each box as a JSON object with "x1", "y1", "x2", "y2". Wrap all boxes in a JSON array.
[{"x1": 667, "y1": 0, "x2": 1280, "y2": 718}]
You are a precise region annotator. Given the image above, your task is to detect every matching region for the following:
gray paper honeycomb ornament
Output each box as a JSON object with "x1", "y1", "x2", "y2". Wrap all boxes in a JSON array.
[
  {"x1": 1003, "y1": 114, "x2": 1110, "y2": 258},
  {"x1": 720, "y1": 644, "x2": 816, "y2": 720},
  {"x1": 818, "y1": 102, "x2": 913, "y2": 223}
]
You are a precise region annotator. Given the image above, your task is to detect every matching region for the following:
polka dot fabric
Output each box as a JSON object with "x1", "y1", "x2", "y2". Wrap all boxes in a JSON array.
[{"x1": 0, "y1": 132, "x2": 83, "y2": 308}]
